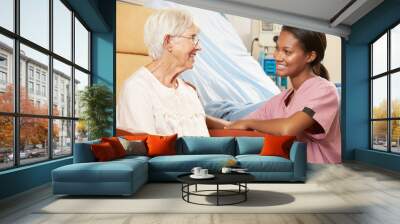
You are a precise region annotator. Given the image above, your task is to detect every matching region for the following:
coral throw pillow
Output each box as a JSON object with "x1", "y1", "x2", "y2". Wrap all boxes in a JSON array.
[
  {"x1": 123, "y1": 135, "x2": 148, "y2": 141},
  {"x1": 209, "y1": 129, "x2": 265, "y2": 137},
  {"x1": 91, "y1": 142, "x2": 118, "y2": 161},
  {"x1": 146, "y1": 134, "x2": 178, "y2": 157},
  {"x1": 260, "y1": 134, "x2": 296, "y2": 159},
  {"x1": 101, "y1": 137, "x2": 127, "y2": 158}
]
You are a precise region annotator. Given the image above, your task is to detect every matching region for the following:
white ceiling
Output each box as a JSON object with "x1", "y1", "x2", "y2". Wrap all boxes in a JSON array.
[{"x1": 122, "y1": 0, "x2": 384, "y2": 38}]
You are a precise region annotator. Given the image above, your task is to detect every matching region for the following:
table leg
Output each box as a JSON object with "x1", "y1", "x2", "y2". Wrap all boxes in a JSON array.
[
  {"x1": 188, "y1": 184, "x2": 190, "y2": 202},
  {"x1": 217, "y1": 184, "x2": 219, "y2": 206},
  {"x1": 245, "y1": 183, "x2": 247, "y2": 201},
  {"x1": 181, "y1": 184, "x2": 183, "y2": 200}
]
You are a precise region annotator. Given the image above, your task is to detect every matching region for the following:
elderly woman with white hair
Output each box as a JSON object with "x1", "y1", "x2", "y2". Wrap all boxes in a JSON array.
[{"x1": 117, "y1": 9, "x2": 228, "y2": 137}]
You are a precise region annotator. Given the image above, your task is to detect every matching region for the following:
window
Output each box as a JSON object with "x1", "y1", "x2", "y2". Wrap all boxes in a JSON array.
[
  {"x1": 0, "y1": 116, "x2": 13, "y2": 170},
  {"x1": 42, "y1": 85, "x2": 46, "y2": 97},
  {"x1": 35, "y1": 70, "x2": 41, "y2": 81},
  {"x1": 371, "y1": 23, "x2": 400, "y2": 154},
  {"x1": 28, "y1": 81, "x2": 34, "y2": 94},
  {"x1": 20, "y1": 0, "x2": 49, "y2": 49},
  {"x1": 0, "y1": 71, "x2": 6, "y2": 85},
  {"x1": 0, "y1": 54, "x2": 7, "y2": 86},
  {"x1": 35, "y1": 84, "x2": 40, "y2": 95},
  {"x1": 53, "y1": 119, "x2": 72, "y2": 158},
  {"x1": 0, "y1": 54, "x2": 7, "y2": 67},
  {"x1": 74, "y1": 69, "x2": 89, "y2": 118},
  {"x1": 75, "y1": 18, "x2": 89, "y2": 70},
  {"x1": 28, "y1": 67, "x2": 34, "y2": 80},
  {"x1": 0, "y1": 0, "x2": 91, "y2": 170},
  {"x1": 0, "y1": 0, "x2": 14, "y2": 32},
  {"x1": 54, "y1": 89, "x2": 58, "y2": 105},
  {"x1": 53, "y1": 59, "x2": 71, "y2": 116},
  {"x1": 53, "y1": 0, "x2": 72, "y2": 60},
  {"x1": 0, "y1": 34, "x2": 13, "y2": 113}
]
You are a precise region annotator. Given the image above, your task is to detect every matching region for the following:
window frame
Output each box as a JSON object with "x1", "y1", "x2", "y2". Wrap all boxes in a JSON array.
[
  {"x1": 370, "y1": 20, "x2": 400, "y2": 154},
  {"x1": 0, "y1": 0, "x2": 92, "y2": 171}
]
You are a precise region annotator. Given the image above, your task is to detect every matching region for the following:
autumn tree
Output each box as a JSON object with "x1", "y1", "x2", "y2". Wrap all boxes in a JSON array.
[
  {"x1": 0, "y1": 84, "x2": 59, "y2": 152},
  {"x1": 372, "y1": 99, "x2": 400, "y2": 143},
  {"x1": 372, "y1": 100, "x2": 387, "y2": 140},
  {"x1": 0, "y1": 85, "x2": 14, "y2": 150}
]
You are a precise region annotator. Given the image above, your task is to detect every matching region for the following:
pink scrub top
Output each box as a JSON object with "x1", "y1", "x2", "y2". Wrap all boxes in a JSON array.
[{"x1": 246, "y1": 76, "x2": 341, "y2": 164}]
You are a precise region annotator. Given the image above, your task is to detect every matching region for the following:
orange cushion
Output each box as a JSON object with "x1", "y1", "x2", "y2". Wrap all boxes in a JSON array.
[
  {"x1": 101, "y1": 137, "x2": 127, "y2": 158},
  {"x1": 209, "y1": 129, "x2": 266, "y2": 137},
  {"x1": 146, "y1": 134, "x2": 178, "y2": 157},
  {"x1": 260, "y1": 134, "x2": 296, "y2": 159},
  {"x1": 91, "y1": 142, "x2": 118, "y2": 161},
  {"x1": 123, "y1": 134, "x2": 148, "y2": 141}
]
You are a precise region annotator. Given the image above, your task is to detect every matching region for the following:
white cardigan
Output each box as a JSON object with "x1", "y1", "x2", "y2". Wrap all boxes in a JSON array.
[{"x1": 117, "y1": 67, "x2": 210, "y2": 137}]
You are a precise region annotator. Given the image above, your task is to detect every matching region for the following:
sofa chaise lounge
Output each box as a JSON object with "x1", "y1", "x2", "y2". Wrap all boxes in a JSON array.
[{"x1": 52, "y1": 136, "x2": 307, "y2": 196}]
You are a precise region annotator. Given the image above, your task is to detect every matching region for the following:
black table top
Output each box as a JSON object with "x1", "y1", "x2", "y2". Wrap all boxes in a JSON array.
[{"x1": 177, "y1": 172, "x2": 255, "y2": 185}]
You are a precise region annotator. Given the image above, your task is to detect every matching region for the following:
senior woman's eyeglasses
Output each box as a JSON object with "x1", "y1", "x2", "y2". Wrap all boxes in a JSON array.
[{"x1": 171, "y1": 35, "x2": 200, "y2": 46}]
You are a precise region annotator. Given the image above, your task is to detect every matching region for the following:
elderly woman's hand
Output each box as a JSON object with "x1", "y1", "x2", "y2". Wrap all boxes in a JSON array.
[{"x1": 225, "y1": 120, "x2": 250, "y2": 130}]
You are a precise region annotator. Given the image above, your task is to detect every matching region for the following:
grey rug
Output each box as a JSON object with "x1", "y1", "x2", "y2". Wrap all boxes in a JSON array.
[{"x1": 38, "y1": 183, "x2": 362, "y2": 214}]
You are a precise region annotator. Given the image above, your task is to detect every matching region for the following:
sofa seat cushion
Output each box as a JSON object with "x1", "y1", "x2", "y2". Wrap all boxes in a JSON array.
[
  {"x1": 117, "y1": 155, "x2": 150, "y2": 163},
  {"x1": 236, "y1": 155, "x2": 293, "y2": 172},
  {"x1": 53, "y1": 159, "x2": 147, "y2": 183},
  {"x1": 149, "y1": 154, "x2": 235, "y2": 172}
]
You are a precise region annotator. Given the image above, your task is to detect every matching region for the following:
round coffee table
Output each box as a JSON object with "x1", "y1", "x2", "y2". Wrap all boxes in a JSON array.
[{"x1": 177, "y1": 173, "x2": 255, "y2": 206}]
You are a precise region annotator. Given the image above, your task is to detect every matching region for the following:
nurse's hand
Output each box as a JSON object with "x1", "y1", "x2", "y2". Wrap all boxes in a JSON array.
[{"x1": 225, "y1": 120, "x2": 249, "y2": 130}]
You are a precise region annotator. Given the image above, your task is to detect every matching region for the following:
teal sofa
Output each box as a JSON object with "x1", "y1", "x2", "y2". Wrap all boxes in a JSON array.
[{"x1": 52, "y1": 137, "x2": 307, "y2": 196}]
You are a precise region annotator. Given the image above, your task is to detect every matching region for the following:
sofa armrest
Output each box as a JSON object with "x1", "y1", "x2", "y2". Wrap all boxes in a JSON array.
[
  {"x1": 289, "y1": 141, "x2": 307, "y2": 181},
  {"x1": 73, "y1": 140, "x2": 100, "y2": 163}
]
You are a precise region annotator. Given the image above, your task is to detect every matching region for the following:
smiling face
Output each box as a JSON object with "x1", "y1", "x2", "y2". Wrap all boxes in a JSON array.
[
  {"x1": 273, "y1": 30, "x2": 313, "y2": 78},
  {"x1": 169, "y1": 25, "x2": 201, "y2": 70}
]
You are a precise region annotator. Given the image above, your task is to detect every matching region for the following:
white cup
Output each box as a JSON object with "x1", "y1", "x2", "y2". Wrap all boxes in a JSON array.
[
  {"x1": 191, "y1": 167, "x2": 202, "y2": 176},
  {"x1": 200, "y1": 169, "x2": 208, "y2": 176},
  {"x1": 221, "y1": 167, "x2": 232, "y2": 174}
]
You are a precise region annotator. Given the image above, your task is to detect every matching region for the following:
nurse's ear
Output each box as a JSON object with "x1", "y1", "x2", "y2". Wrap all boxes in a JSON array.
[{"x1": 306, "y1": 51, "x2": 317, "y2": 64}]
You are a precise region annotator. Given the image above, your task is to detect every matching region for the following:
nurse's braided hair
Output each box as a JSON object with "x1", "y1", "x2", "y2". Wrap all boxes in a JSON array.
[{"x1": 281, "y1": 26, "x2": 330, "y2": 81}]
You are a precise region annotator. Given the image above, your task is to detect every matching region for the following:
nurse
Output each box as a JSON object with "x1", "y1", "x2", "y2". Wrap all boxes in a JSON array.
[{"x1": 226, "y1": 26, "x2": 341, "y2": 164}]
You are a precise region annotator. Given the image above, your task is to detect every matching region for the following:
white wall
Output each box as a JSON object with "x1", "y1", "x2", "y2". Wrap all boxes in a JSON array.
[
  {"x1": 324, "y1": 34, "x2": 341, "y2": 83},
  {"x1": 225, "y1": 14, "x2": 253, "y2": 51}
]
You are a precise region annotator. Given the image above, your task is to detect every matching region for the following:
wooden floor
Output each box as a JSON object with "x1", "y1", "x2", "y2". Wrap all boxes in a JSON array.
[{"x1": 1, "y1": 162, "x2": 400, "y2": 224}]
